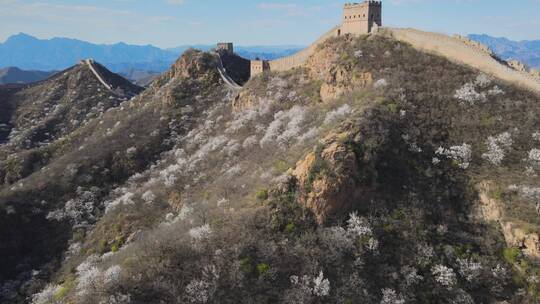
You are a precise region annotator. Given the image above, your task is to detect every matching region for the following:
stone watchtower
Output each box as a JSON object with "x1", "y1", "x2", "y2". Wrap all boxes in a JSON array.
[
  {"x1": 217, "y1": 42, "x2": 234, "y2": 53},
  {"x1": 339, "y1": 1, "x2": 382, "y2": 36}
]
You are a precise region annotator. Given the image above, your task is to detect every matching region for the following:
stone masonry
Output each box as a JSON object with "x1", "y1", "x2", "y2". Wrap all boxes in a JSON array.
[
  {"x1": 217, "y1": 42, "x2": 234, "y2": 53},
  {"x1": 340, "y1": 1, "x2": 382, "y2": 36},
  {"x1": 249, "y1": 1, "x2": 382, "y2": 77}
]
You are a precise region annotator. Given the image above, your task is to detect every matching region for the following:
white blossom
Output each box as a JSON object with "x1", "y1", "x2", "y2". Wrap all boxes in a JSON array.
[
  {"x1": 347, "y1": 212, "x2": 373, "y2": 237},
  {"x1": 126, "y1": 147, "x2": 137, "y2": 158},
  {"x1": 432, "y1": 264, "x2": 457, "y2": 289},
  {"x1": 189, "y1": 224, "x2": 212, "y2": 240},
  {"x1": 104, "y1": 265, "x2": 122, "y2": 286},
  {"x1": 312, "y1": 271, "x2": 330, "y2": 297},
  {"x1": 290, "y1": 270, "x2": 330, "y2": 298},
  {"x1": 436, "y1": 143, "x2": 472, "y2": 169},
  {"x1": 454, "y1": 82, "x2": 485, "y2": 105},
  {"x1": 141, "y1": 190, "x2": 156, "y2": 203},
  {"x1": 374, "y1": 79, "x2": 388, "y2": 88},
  {"x1": 475, "y1": 73, "x2": 492, "y2": 87},
  {"x1": 77, "y1": 267, "x2": 102, "y2": 296},
  {"x1": 528, "y1": 148, "x2": 540, "y2": 163},
  {"x1": 380, "y1": 288, "x2": 405, "y2": 304},
  {"x1": 185, "y1": 280, "x2": 213, "y2": 303},
  {"x1": 242, "y1": 135, "x2": 258, "y2": 149},
  {"x1": 31, "y1": 285, "x2": 62, "y2": 304},
  {"x1": 260, "y1": 105, "x2": 307, "y2": 149},
  {"x1": 482, "y1": 132, "x2": 513, "y2": 165},
  {"x1": 324, "y1": 104, "x2": 352, "y2": 125},
  {"x1": 456, "y1": 258, "x2": 482, "y2": 282}
]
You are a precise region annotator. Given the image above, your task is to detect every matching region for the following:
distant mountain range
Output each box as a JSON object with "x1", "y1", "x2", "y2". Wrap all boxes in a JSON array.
[
  {"x1": 4, "y1": 32, "x2": 539, "y2": 86},
  {"x1": 0, "y1": 33, "x2": 304, "y2": 83},
  {"x1": 468, "y1": 34, "x2": 540, "y2": 69},
  {"x1": 0, "y1": 67, "x2": 55, "y2": 84}
]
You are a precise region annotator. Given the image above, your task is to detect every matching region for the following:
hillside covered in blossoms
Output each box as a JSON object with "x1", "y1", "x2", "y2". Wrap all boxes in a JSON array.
[{"x1": 0, "y1": 32, "x2": 539, "y2": 304}]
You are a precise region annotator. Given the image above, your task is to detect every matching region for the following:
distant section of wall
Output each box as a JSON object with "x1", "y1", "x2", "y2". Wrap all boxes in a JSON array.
[
  {"x1": 217, "y1": 43, "x2": 234, "y2": 53},
  {"x1": 387, "y1": 28, "x2": 540, "y2": 94},
  {"x1": 250, "y1": 26, "x2": 340, "y2": 76}
]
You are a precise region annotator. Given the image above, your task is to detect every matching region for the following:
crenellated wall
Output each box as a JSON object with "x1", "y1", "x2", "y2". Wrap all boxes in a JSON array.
[
  {"x1": 250, "y1": 26, "x2": 341, "y2": 77},
  {"x1": 248, "y1": 1, "x2": 382, "y2": 78},
  {"x1": 386, "y1": 28, "x2": 540, "y2": 94}
]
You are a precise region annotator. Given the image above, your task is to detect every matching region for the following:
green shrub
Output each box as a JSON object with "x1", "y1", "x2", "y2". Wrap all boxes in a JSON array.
[
  {"x1": 111, "y1": 243, "x2": 119, "y2": 253},
  {"x1": 256, "y1": 189, "x2": 269, "y2": 201},
  {"x1": 256, "y1": 263, "x2": 270, "y2": 276},
  {"x1": 239, "y1": 257, "x2": 252, "y2": 273},
  {"x1": 386, "y1": 103, "x2": 398, "y2": 113},
  {"x1": 284, "y1": 222, "x2": 296, "y2": 233},
  {"x1": 54, "y1": 286, "x2": 69, "y2": 301},
  {"x1": 98, "y1": 239, "x2": 108, "y2": 254},
  {"x1": 492, "y1": 187, "x2": 503, "y2": 200},
  {"x1": 274, "y1": 159, "x2": 290, "y2": 173},
  {"x1": 503, "y1": 247, "x2": 520, "y2": 264}
]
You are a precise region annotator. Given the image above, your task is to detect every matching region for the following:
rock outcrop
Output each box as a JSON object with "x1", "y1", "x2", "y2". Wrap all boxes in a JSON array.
[
  {"x1": 475, "y1": 181, "x2": 540, "y2": 259},
  {"x1": 307, "y1": 38, "x2": 373, "y2": 102},
  {"x1": 291, "y1": 132, "x2": 361, "y2": 224}
]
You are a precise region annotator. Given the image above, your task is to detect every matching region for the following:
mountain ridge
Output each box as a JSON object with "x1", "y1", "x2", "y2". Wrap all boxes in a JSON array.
[
  {"x1": 0, "y1": 33, "x2": 304, "y2": 75},
  {"x1": 468, "y1": 34, "x2": 540, "y2": 69},
  {"x1": 0, "y1": 67, "x2": 55, "y2": 84}
]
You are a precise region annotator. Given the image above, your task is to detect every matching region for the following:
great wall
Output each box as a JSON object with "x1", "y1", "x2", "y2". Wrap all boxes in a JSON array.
[{"x1": 214, "y1": 0, "x2": 540, "y2": 95}]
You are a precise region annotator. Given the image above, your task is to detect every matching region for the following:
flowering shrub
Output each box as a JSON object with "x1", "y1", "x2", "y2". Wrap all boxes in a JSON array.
[
  {"x1": 189, "y1": 224, "x2": 212, "y2": 240},
  {"x1": 141, "y1": 190, "x2": 156, "y2": 203},
  {"x1": 374, "y1": 79, "x2": 388, "y2": 88},
  {"x1": 347, "y1": 212, "x2": 373, "y2": 238},
  {"x1": 312, "y1": 271, "x2": 331, "y2": 297},
  {"x1": 289, "y1": 270, "x2": 330, "y2": 298},
  {"x1": 431, "y1": 264, "x2": 457, "y2": 289},
  {"x1": 185, "y1": 280, "x2": 214, "y2": 303},
  {"x1": 105, "y1": 190, "x2": 135, "y2": 213},
  {"x1": 436, "y1": 144, "x2": 472, "y2": 169},
  {"x1": 31, "y1": 284, "x2": 62, "y2": 304},
  {"x1": 456, "y1": 258, "x2": 483, "y2": 282},
  {"x1": 482, "y1": 132, "x2": 513, "y2": 165},
  {"x1": 380, "y1": 288, "x2": 405, "y2": 304},
  {"x1": 46, "y1": 187, "x2": 98, "y2": 225},
  {"x1": 454, "y1": 83, "x2": 485, "y2": 105},
  {"x1": 475, "y1": 74, "x2": 492, "y2": 87},
  {"x1": 260, "y1": 105, "x2": 307, "y2": 149},
  {"x1": 324, "y1": 104, "x2": 352, "y2": 125},
  {"x1": 104, "y1": 265, "x2": 122, "y2": 286}
]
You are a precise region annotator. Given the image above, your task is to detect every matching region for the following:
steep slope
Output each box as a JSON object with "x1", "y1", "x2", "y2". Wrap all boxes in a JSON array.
[
  {"x1": 0, "y1": 61, "x2": 143, "y2": 186},
  {"x1": 2, "y1": 35, "x2": 540, "y2": 304},
  {"x1": 0, "y1": 67, "x2": 55, "y2": 85},
  {"x1": 0, "y1": 49, "x2": 228, "y2": 303},
  {"x1": 387, "y1": 28, "x2": 540, "y2": 94}
]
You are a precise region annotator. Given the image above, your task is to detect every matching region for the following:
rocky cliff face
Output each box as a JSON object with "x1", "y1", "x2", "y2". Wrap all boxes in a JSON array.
[{"x1": 476, "y1": 181, "x2": 540, "y2": 259}]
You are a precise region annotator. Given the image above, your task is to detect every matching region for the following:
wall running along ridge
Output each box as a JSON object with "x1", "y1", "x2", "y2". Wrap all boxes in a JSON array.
[
  {"x1": 84, "y1": 59, "x2": 113, "y2": 91},
  {"x1": 268, "y1": 26, "x2": 341, "y2": 72},
  {"x1": 386, "y1": 28, "x2": 540, "y2": 94}
]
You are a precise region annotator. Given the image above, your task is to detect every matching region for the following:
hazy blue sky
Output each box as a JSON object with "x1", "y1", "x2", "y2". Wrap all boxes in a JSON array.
[{"x1": 1, "y1": 0, "x2": 539, "y2": 48}]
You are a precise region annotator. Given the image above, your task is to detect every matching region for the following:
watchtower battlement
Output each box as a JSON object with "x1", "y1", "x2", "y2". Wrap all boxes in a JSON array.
[
  {"x1": 217, "y1": 42, "x2": 234, "y2": 53},
  {"x1": 340, "y1": 1, "x2": 382, "y2": 36},
  {"x1": 244, "y1": 1, "x2": 383, "y2": 78}
]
